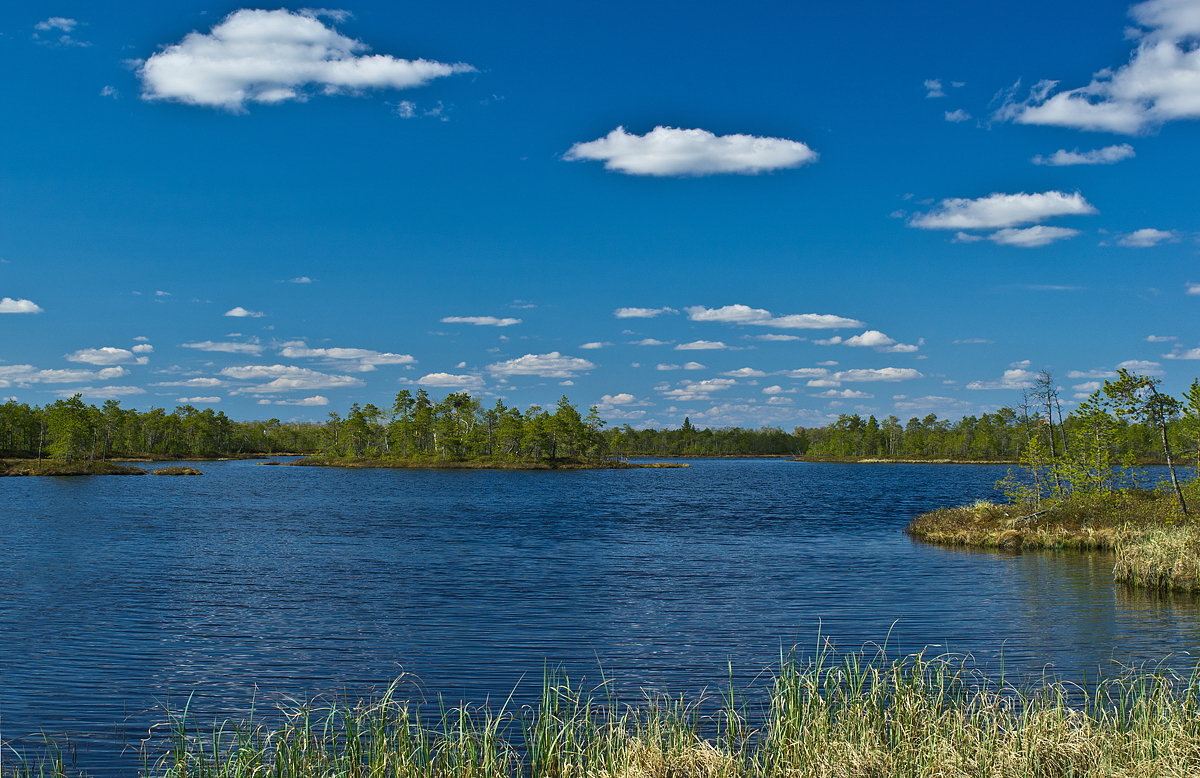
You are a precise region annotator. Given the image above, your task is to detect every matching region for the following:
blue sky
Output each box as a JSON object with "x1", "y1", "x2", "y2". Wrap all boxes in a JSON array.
[{"x1": 1, "y1": 0, "x2": 1199, "y2": 426}]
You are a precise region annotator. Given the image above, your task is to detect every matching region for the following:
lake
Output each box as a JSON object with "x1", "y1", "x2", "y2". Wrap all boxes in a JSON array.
[{"x1": 2, "y1": 458, "x2": 1198, "y2": 773}]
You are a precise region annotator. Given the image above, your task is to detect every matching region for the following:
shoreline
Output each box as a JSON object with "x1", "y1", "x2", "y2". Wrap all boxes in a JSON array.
[{"x1": 279, "y1": 456, "x2": 690, "y2": 470}]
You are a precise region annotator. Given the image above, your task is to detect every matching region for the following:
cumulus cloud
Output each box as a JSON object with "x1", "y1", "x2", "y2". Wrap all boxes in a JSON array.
[
  {"x1": 565, "y1": 126, "x2": 818, "y2": 176},
  {"x1": 1032, "y1": 144, "x2": 1136, "y2": 165},
  {"x1": 417, "y1": 372, "x2": 484, "y2": 389},
  {"x1": 1166, "y1": 347, "x2": 1200, "y2": 359},
  {"x1": 279, "y1": 343, "x2": 415, "y2": 371},
  {"x1": 924, "y1": 78, "x2": 945, "y2": 98},
  {"x1": 152, "y1": 377, "x2": 229, "y2": 388},
  {"x1": 722, "y1": 367, "x2": 769, "y2": 377},
  {"x1": 988, "y1": 226, "x2": 1081, "y2": 247},
  {"x1": 182, "y1": 340, "x2": 264, "y2": 354},
  {"x1": 784, "y1": 368, "x2": 830, "y2": 379},
  {"x1": 659, "y1": 378, "x2": 737, "y2": 401},
  {"x1": 1067, "y1": 368, "x2": 1117, "y2": 379},
  {"x1": 751, "y1": 333, "x2": 804, "y2": 342},
  {"x1": 0, "y1": 366, "x2": 130, "y2": 388},
  {"x1": 630, "y1": 338, "x2": 671, "y2": 346},
  {"x1": 685, "y1": 304, "x2": 864, "y2": 330},
  {"x1": 441, "y1": 316, "x2": 522, "y2": 327},
  {"x1": 816, "y1": 330, "x2": 921, "y2": 352},
  {"x1": 655, "y1": 362, "x2": 706, "y2": 371},
  {"x1": 579, "y1": 341, "x2": 611, "y2": 349},
  {"x1": 598, "y1": 392, "x2": 649, "y2": 407},
  {"x1": 34, "y1": 17, "x2": 88, "y2": 47},
  {"x1": 285, "y1": 276, "x2": 313, "y2": 283},
  {"x1": 1118, "y1": 228, "x2": 1179, "y2": 247},
  {"x1": 177, "y1": 396, "x2": 222, "y2": 403},
  {"x1": 813, "y1": 389, "x2": 875, "y2": 399},
  {"x1": 910, "y1": 191, "x2": 1096, "y2": 230},
  {"x1": 831, "y1": 368, "x2": 924, "y2": 383},
  {"x1": 486, "y1": 352, "x2": 595, "y2": 378},
  {"x1": 65, "y1": 346, "x2": 149, "y2": 366},
  {"x1": 220, "y1": 364, "x2": 364, "y2": 392},
  {"x1": 944, "y1": 109, "x2": 972, "y2": 122},
  {"x1": 1117, "y1": 359, "x2": 1164, "y2": 375},
  {"x1": 614, "y1": 306, "x2": 677, "y2": 318},
  {"x1": 139, "y1": 9, "x2": 473, "y2": 111},
  {"x1": 996, "y1": 0, "x2": 1200, "y2": 133},
  {"x1": 0, "y1": 297, "x2": 43, "y2": 314},
  {"x1": 966, "y1": 368, "x2": 1037, "y2": 390},
  {"x1": 675, "y1": 340, "x2": 729, "y2": 350},
  {"x1": 224, "y1": 306, "x2": 264, "y2": 318},
  {"x1": 51, "y1": 386, "x2": 145, "y2": 400},
  {"x1": 258, "y1": 395, "x2": 329, "y2": 406}
]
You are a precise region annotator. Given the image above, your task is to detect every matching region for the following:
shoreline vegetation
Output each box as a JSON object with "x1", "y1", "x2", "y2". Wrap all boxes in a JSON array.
[
  {"x1": 279, "y1": 456, "x2": 689, "y2": 470},
  {"x1": 12, "y1": 651, "x2": 1200, "y2": 777},
  {"x1": 909, "y1": 369, "x2": 1200, "y2": 593}
]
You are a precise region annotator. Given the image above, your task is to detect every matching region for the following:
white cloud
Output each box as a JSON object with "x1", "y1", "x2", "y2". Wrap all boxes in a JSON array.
[
  {"x1": 1166, "y1": 348, "x2": 1200, "y2": 360},
  {"x1": 954, "y1": 338, "x2": 994, "y2": 344},
  {"x1": 279, "y1": 344, "x2": 415, "y2": 371},
  {"x1": 832, "y1": 368, "x2": 924, "y2": 383},
  {"x1": 600, "y1": 392, "x2": 638, "y2": 405},
  {"x1": 220, "y1": 364, "x2": 364, "y2": 392},
  {"x1": 258, "y1": 395, "x2": 329, "y2": 406},
  {"x1": 722, "y1": 367, "x2": 769, "y2": 377},
  {"x1": 441, "y1": 316, "x2": 522, "y2": 327},
  {"x1": 139, "y1": 9, "x2": 473, "y2": 111},
  {"x1": 152, "y1": 377, "x2": 228, "y2": 388},
  {"x1": 579, "y1": 341, "x2": 611, "y2": 349},
  {"x1": 131, "y1": 344, "x2": 154, "y2": 354},
  {"x1": 486, "y1": 352, "x2": 595, "y2": 378},
  {"x1": 910, "y1": 191, "x2": 1096, "y2": 230},
  {"x1": 1118, "y1": 228, "x2": 1179, "y2": 247},
  {"x1": 784, "y1": 368, "x2": 830, "y2": 378},
  {"x1": 1073, "y1": 381, "x2": 1103, "y2": 392},
  {"x1": 966, "y1": 368, "x2": 1037, "y2": 390},
  {"x1": 176, "y1": 396, "x2": 222, "y2": 403},
  {"x1": 685, "y1": 304, "x2": 863, "y2": 330},
  {"x1": 224, "y1": 306, "x2": 264, "y2": 318},
  {"x1": 659, "y1": 378, "x2": 737, "y2": 401},
  {"x1": 988, "y1": 225, "x2": 1081, "y2": 248},
  {"x1": 762, "y1": 385, "x2": 786, "y2": 395},
  {"x1": 843, "y1": 330, "x2": 896, "y2": 348},
  {"x1": 944, "y1": 109, "x2": 972, "y2": 122},
  {"x1": 924, "y1": 78, "x2": 945, "y2": 98},
  {"x1": 51, "y1": 386, "x2": 145, "y2": 400},
  {"x1": 285, "y1": 276, "x2": 313, "y2": 283},
  {"x1": 1032, "y1": 144, "x2": 1136, "y2": 165},
  {"x1": 1117, "y1": 359, "x2": 1164, "y2": 375},
  {"x1": 1146, "y1": 334, "x2": 1177, "y2": 342},
  {"x1": 182, "y1": 340, "x2": 264, "y2": 354},
  {"x1": 35, "y1": 17, "x2": 78, "y2": 32},
  {"x1": 1188, "y1": 282, "x2": 1200, "y2": 295},
  {"x1": 614, "y1": 306, "x2": 677, "y2": 318},
  {"x1": 997, "y1": 0, "x2": 1200, "y2": 133},
  {"x1": 675, "y1": 340, "x2": 729, "y2": 350},
  {"x1": 750, "y1": 333, "x2": 804, "y2": 342},
  {"x1": 1066, "y1": 368, "x2": 1117, "y2": 379},
  {"x1": 813, "y1": 389, "x2": 874, "y2": 399},
  {"x1": 655, "y1": 362, "x2": 706, "y2": 371},
  {"x1": 630, "y1": 338, "x2": 671, "y2": 346},
  {"x1": 0, "y1": 366, "x2": 129, "y2": 388},
  {"x1": 416, "y1": 372, "x2": 484, "y2": 390},
  {"x1": 817, "y1": 330, "x2": 921, "y2": 352},
  {"x1": 65, "y1": 346, "x2": 148, "y2": 366},
  {"x1": 0, "y1": 297, "x2": 43, "y2": 314},
  {"x1": 893, "y1": 395, "x2": 972, "y2": 414},
  {"x1": 565, "y1": 126, "x2": 818, "y2": 176}
]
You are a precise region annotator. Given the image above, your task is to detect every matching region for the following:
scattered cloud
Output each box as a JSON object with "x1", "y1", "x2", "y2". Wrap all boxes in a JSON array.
[
  {"x1": 1066, "y1": 368, "x2": 1117, "y2": 379},
  {"x1": 220, "y1": 364, "x2": 364, "y2": 392},
  {"x1": 417, "y1": 372, "x2": 484, "y2": 389},
  {"x1": 34, "y1": 17, "x2": 88, "y2": 47},
  {"x1": 750, "y1": 333, "x2": 804, "y2": 342},
  {"x1": 66, "y1": 347, "x2": 149, "y2": 366},
  {"x1": 944, "y1": 109, "x2": 972, "y2": 122},
  {"x1": 441, "y1": 315, "x2": 522, "y2": 327},
  {"x1": 988, "y1": 225, "x2": 1081, "y2": 247},
  {"x1": 630, "y1": 338, "x2": 671, "y2": 346},
  {"x1": 152, "y1": 377, "x2": 228, "y2": 388},
  {"x1": 1188, "y1": 282, "x2": 1200, "y2": 295},
  {"x1": 813, "y1": 389, "x2": 874, "y2": 399},
  {"x1": 138, "y1": 8, "x2": 474, "y2": 111},
  {"x1": 579, "y1": 341, "x2": 611, "y2": 349},
  {"x1": 659, "y1": 378, "x2": 737, "y2": 401},
  {"x1": 51, "y1": 386, "x2": 145, "y2": 400},
  {"x1": 1165, "y1": 347, "x2": 1200, "y2": 360},
  {"x1": 910, "y1": 191, "x2": 1096, "y2": 230},
  {"x1": 0, "y1": 298, "x2": 43, "y2": 314},
  {"x1": 224, "y1": 306, "x2": 264, "y2": 318},
  {"x1": 924, "y1": 78, "x2": 945, "y2": 98},
  {"x1": 954, "y1": 338, "x2": 994, "y2": 344},
  {"x1": 1032, "y1": 144, "x2": 1136, "y2": 166},
  {"x1": 1117, "y1": 359, "x2": 1164, "y2": 375},
  {"x1": 1146, "y1": 334, "x2": 1177, "y2": 342},
  {"x1": 614, "y1": 306, "x2": 677, "y2": 318},
  {"x1": 1117, "y1": 228, "x2": 1179, "y2": 247},
  {"x1": 685, "y1": 304, "x2": 863, "y2": 330},
  {"x1": 995, "y1": 0, "x2": 1200, "y2": 134},
  {"x1": 655, "y1": 362, "x2": 706, "y2": 371},
  {"x1": 722, "y1": 367, "x2": 769, "y2": 377},
  {"x1": 831, "y1": 367, "x2": 923, "y2": 383},
  {"x1": 278, "y1": 343, "x2": 415, "y2": 371},
  {"x1": 258, "y1": 395, "x2": 329, "y2": 406},
  {"x1": 177, "y1": 396, "x2": 222, "y2": 403},
  {"x1": 565, "y1": 126, "x2": 818, "y2": 176},
  {"x1": 966, "y1": 368, "x2": 1037, "y2": 390},
  {"x1": 0, "y1": 366, "x2": 129, "y2": 388},
  {"x1": 182, "y1": 340, "x2": 264, "y2": 354},
  {"x1": 285, "y1": 276, "x2": 313, "y2": 284},
  {"x1": 486, "y1": 352, "x2": 595, "y2": 378},
  {"x1": 675, "y1": 340, "x2": 729, "y2": 350}
]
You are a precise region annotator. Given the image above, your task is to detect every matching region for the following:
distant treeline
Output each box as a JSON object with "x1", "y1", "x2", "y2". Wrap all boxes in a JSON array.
[{"x1": 2, "y1": 374, "x2": 1198, "y2": 468}]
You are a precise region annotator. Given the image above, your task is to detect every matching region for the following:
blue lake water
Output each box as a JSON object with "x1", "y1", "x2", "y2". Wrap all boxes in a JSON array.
[{"x1": 3, "y1": 458, "x2": 1200, "y2": 773}]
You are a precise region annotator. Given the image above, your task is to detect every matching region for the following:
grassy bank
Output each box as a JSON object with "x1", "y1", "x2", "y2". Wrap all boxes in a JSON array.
[
  {"x1": 0, "y1": 459, "x2": 147, "y2": 476},
  {"x1": 795, "y1": 457, "x2": 1018, "y2": 464},
  {"x1": 11, "y1": 652, "x2": 1200, "y2": 777},
  {"x1": 907, "y1": 490, "x2": 1200, "y2": 592},
  {"x1": 284, "y1": 456, "x2": 689, "y2": 470}
]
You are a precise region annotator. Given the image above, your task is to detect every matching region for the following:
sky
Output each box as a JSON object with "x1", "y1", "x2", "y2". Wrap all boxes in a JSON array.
[{"x1": 1, "y1": 0, "x2": 1199, "y2": 427}]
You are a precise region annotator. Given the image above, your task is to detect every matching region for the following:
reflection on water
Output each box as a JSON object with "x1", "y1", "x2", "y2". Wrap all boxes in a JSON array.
[{"x1": 2, "y1": 459, "x2": 1199, "y2": 773}]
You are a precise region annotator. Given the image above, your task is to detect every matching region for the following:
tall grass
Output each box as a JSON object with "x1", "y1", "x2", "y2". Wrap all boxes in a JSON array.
[{"x1": 10, "y1": 651, "x2": 1200, "y2": 777}]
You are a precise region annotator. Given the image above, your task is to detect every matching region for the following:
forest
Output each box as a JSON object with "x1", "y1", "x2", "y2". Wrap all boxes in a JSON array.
[{"x1": 0, "y1": 372, "x2": 1197, "y2": 469}]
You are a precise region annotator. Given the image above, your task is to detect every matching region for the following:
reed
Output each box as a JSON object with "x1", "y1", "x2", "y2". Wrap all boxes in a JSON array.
[{"x1": 10, "y1": 652, "x2": 1200, "y2": 777}]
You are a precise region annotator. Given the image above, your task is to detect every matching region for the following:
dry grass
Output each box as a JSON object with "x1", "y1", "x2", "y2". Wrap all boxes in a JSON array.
[{"x1": 0, "y1": 459, "x2": 147, "y2": 476}]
